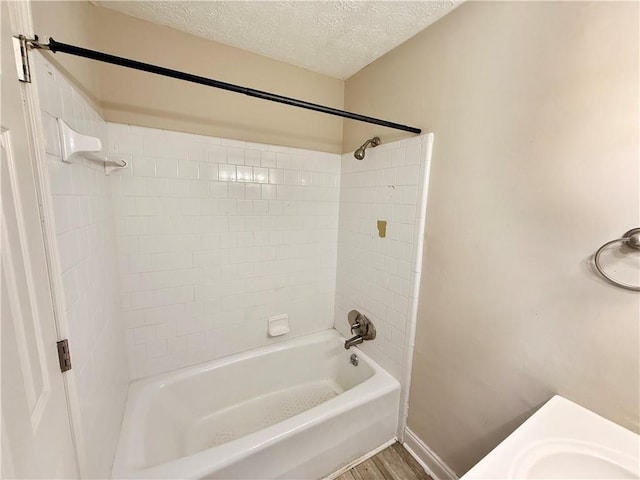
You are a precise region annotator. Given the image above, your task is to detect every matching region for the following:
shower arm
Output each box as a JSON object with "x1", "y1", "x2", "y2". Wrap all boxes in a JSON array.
[
  {"x1": 361, "y1": 137, "x2": 380, "y2": 150},
  {"x1": 22, "y1": 36, "x2": 422, "y2": 135}
]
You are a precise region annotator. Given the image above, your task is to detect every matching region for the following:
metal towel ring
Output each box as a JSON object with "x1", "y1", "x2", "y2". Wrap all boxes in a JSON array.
[{"x1": 594, "y1": 228, "x2": 640, "y2": 291}]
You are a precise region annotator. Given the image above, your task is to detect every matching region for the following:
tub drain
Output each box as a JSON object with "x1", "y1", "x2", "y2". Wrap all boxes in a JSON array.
[{"x1": 350, "y1": 353, "x2": 359, "y2": 366}]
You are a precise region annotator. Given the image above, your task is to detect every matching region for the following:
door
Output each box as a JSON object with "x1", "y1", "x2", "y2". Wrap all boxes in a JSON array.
[{"x1": 1, "y1": 3, "x2": 78, "y2": 478}]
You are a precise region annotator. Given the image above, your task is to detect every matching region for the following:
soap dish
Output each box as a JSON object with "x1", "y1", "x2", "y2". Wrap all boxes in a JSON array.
[{"x1": 268, "y1": 314, "x2": 290, "y2": 337}]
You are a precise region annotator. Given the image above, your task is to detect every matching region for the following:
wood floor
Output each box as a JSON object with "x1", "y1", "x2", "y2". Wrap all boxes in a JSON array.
[{"x1": 336, "y1": 442, "x2": 433, "y2": 480}]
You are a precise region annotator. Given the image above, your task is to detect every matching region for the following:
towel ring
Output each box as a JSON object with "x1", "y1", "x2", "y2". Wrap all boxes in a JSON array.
[{"x1": 594, "y1": 228, "x2": 640, "y2": 291}]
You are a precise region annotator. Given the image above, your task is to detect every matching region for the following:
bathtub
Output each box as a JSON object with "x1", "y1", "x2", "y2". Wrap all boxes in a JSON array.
[{"x1": 111, "y1": 329, "x2": 400, "y2": 479}]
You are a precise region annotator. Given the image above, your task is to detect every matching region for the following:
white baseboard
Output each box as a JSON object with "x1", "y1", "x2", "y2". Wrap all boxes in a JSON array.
[
  {"x1": 403, "y1": 428, "x2": 458, "y2": 480},
  {"x1": 323, "y1": 438, "x2": 397, "y2": 480}
]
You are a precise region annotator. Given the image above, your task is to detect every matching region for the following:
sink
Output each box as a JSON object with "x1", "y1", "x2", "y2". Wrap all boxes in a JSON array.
[
  {"x1": 511, "y1": 440, "x2": 638, "y2": 479},
  {"x1": 461, "y1": 396, "x2": 640, "y2": 479}
]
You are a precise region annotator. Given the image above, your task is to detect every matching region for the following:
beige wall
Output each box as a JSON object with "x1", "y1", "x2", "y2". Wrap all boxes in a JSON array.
[
  {"x1": 32, "y1": 2, "x2": 344, "y2": 153},
  {"x1": 344, "y1": 1, "x2": 639, "y2": 475},
  {"x1": 31, "y1": 1, "x2": 102, "y2": 110}
]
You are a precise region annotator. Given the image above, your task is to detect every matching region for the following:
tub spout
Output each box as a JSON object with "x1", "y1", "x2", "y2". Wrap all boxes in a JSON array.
[{"x1": 344, "y1": 334, "x2": 364, "y2": 350}]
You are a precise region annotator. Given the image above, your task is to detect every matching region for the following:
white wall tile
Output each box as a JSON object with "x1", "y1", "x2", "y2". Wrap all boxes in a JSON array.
[
  {"x1": 237, "y1": 165, "x2": 253, "y2": 183},
  {"x1": 140, "y1": 127, "x2": 166, "y2": 157},
  {"x1": 208, "y1": 144, "x2": 227, "y2": 163},
  {"x1": 226, "y1": 147, "x2": 244, "y2": 165},
  {"x1": 155, "y1": 158, "x2": 178, "y2": 178},
  {"x1": 178, "y1": 160, "x2": 199, "y2": 179},
  {"x1": 269, "y1": 168, "x2": 284, "y2": 185},
  {"x1": 199, "y1": 162, "x2": 218, "y2": 181},
  {"x1": 219, "y1": 164, "x2": 237, "y2": 182},
  {"x1": 187, "y1": 141, "x2": 208, "y2": 163}
]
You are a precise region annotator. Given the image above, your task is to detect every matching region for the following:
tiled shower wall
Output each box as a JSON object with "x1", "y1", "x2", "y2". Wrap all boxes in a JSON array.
[
  {"x1": 334, "y1": 135, "x2": 431, "y2": 384},
  {"x1": 34, "y1": 54, "x2": 129, "y2": 478},
  {"x1": 108, "y1": 124, "x2": 341, "y2": 378}
]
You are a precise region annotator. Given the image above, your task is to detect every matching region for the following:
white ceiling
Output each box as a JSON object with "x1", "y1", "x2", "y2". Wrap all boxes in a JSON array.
[{"x1": 92, "y1": 1, "x2": 460, "y2": 79}]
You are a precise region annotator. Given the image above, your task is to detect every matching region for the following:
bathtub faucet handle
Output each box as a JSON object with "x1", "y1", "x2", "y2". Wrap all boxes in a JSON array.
[{"x1": 345, "y1": 310, "x2": 376, "y2": 349}]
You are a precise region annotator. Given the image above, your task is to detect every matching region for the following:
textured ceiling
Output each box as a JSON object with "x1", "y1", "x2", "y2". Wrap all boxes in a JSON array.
[{"x1": 92, "y1": 1, "x2": 460, "y2": 79}]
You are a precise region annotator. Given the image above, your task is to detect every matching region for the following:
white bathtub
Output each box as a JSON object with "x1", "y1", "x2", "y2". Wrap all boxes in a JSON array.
[{"x1": 112, "y1": 329, "x2": 400, "y2": 479}]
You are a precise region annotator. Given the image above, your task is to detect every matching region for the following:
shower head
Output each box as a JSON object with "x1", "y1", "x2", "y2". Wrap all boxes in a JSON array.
[{"x1": 354, "y1": 136, "x2": 381, "y2": 160}]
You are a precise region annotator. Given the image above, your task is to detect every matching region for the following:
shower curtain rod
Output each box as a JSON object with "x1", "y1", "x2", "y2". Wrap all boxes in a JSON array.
[{"x1": 29, "y1": 37, "x2": 422, "y2": 135}]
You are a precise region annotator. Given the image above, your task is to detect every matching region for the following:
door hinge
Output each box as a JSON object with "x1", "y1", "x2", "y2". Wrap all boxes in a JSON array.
[
  {"x1": 56, "y1": 339, "x2": 72, "y2": 372},
  {"x1": 12, "y1": 35, "x2": 32, "y2": 83}
]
